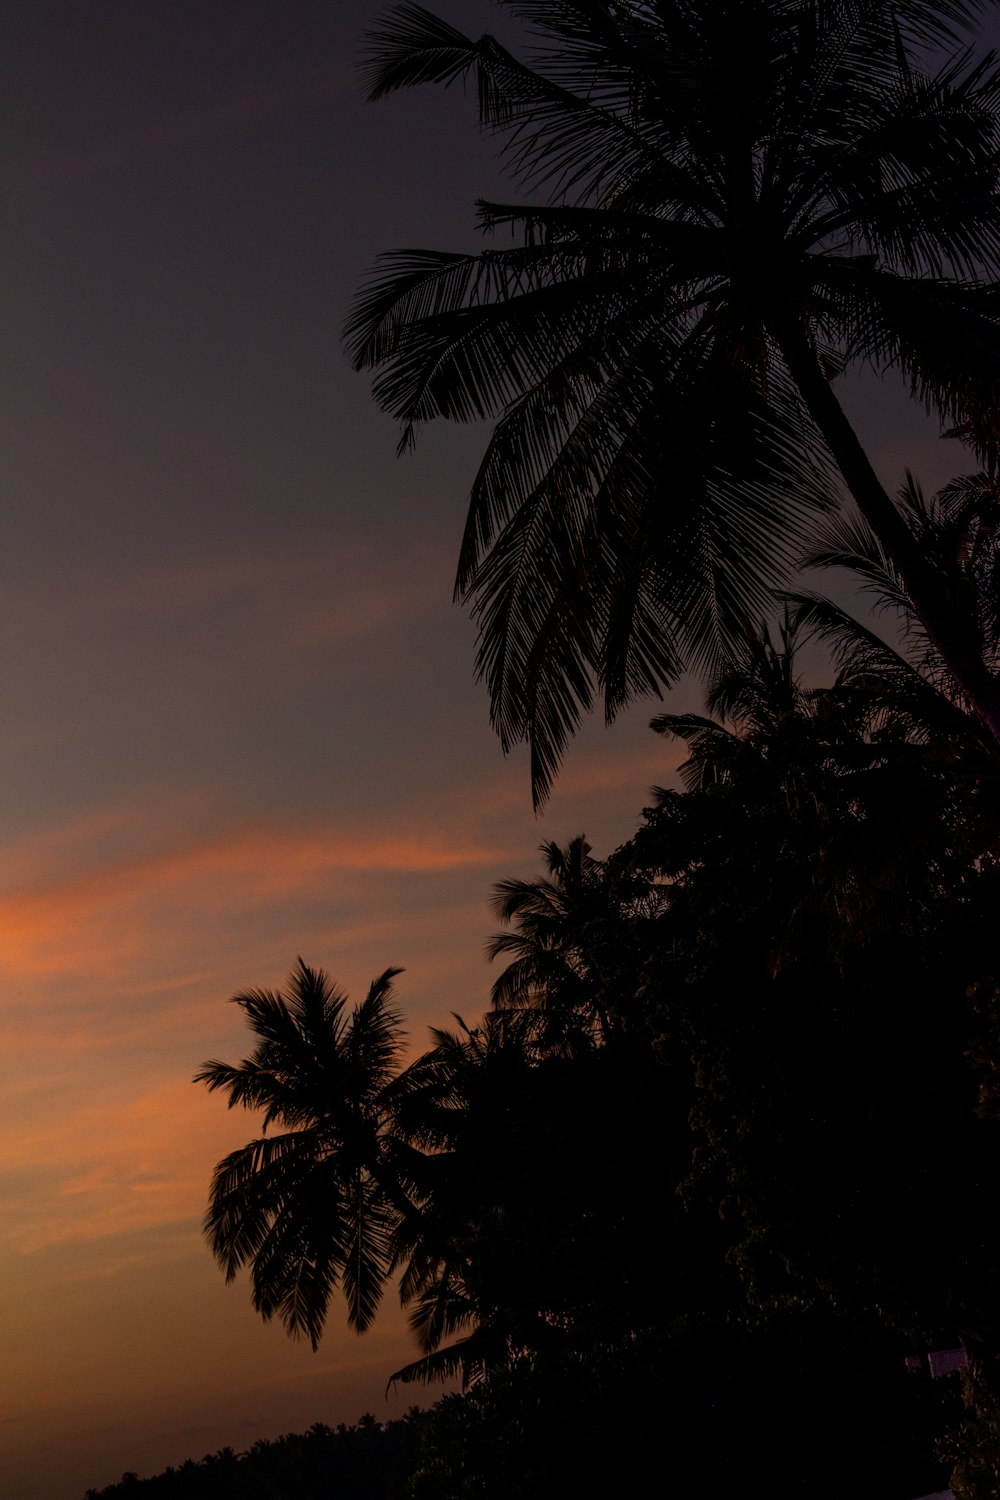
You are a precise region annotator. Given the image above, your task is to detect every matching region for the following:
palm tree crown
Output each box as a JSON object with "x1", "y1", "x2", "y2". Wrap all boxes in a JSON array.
[
  {"x1": 195, "y1": 960, "x2": 411, "y2": 1348},
  {"x1": 349, "y1": 0, "x2": 1000, "y2": 802}
]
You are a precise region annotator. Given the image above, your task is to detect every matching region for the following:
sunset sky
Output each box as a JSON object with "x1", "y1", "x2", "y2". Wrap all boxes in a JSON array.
[{"x1": 1, "y1": 3, "x2": 993, "y2": 1497}]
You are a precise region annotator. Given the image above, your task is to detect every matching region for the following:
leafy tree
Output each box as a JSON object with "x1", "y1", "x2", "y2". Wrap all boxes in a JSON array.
[{"x1": 349, "y1": 0, "x2": 1000, "y2": 800}]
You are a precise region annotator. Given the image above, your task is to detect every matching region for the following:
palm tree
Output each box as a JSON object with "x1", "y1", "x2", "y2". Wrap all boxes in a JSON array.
[
  {"x1": 789, "y1": 468, "x2": 1000, "y2": 826},
  {"x1": 199, "y1": 961, "x2": 576, "y2": 1384},
  {"x1": 198, "y1": 958, "x2": 669, "y2": 1390},
  {"x1": 348, "y1": 0, "x2": 1000, "y2": 802},
  {"x1": 195, "y1": 959, "x2": 418, "y2": 1348},
  {"x1": 197, "y1": 964, "x2": 576, "y2": 1384},
  {"x1": 650, "y1": 608, "x2": 821, "y2": 795},
  {"x1": 486, "y1": 833, "x2": 665, "y2": 1047},
  {"x1": 487, "y1": 835, "x2": 613, "y2": 1045}
]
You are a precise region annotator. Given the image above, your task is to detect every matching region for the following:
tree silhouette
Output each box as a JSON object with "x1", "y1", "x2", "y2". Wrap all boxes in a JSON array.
[
  {"x1": 198, "y1": 960, "x2": 662, "y2": 1386},
  {"x1": 195, "y1": 961, "x2": 417, "y2": 1347},
  {"x1": 349, "y1": 0, "x2": 1000, "y2": 801},
  {"x1": 486, "y1": 834, "x2": 644, "y2": 1048}
]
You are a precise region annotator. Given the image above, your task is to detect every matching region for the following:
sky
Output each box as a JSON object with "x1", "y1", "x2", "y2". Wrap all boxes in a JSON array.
[{"x1": 0, "y1": 3, "x2": 996, "y2": 1497}]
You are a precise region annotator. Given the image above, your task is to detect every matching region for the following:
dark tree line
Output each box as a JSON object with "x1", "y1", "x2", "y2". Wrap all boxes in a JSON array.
[{"x1": 83, "y1": 1412, "x2": 426, "y2": 1500}]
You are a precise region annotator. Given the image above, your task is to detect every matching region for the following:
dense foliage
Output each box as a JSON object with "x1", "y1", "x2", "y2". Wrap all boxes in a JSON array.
[{"x1": 197, "y1": 539, "x2": 1000, "y2": 1492}]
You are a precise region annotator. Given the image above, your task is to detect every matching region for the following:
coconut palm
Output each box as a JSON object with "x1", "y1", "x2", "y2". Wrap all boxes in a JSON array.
[
  {"x1": 487, "y1": 835, "x2": 612, "y2": 1044},
  {"x1": 196, "y1": 964, "x2": 555, "y2": 1380},
  {"x1": 486, "y1": 833, "x2": 665, "y2": 1047},
  {"x1": 199, "y1": 958, "x2": 670, "y2": 1389},
  {"x1": 788, "y1": 471, "x2": 1000, "y2": 853},
  {"x1": 348, "y1": 0, "x2": 1000, "y2": 802},
  {"x1": 195, "y1": 960, "x2": 418, "y2": 1348},
  {"x1": 199, "y1": 962, "x2": 574, "y2": 1382},
  {"x1": 650, "y1": 608, "x2": 822, "y2": 796}
]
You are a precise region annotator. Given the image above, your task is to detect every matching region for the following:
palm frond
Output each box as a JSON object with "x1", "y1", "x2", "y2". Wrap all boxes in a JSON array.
[
  {"x1": 340, "y1": 1173, "x2": 397, "y2": 1334},
  {"x1": 361, "y1": 5, "x2": 483, "y2": 100},
  {"x1": 204, "y1": 1132, "x2": 314, "y2": 1279},
  {"x1": 363, "y1": 3, "x2": 679, "y2": 203},
  {"x1": 348, "y1": 967, "x2": 407, "y2": 1086},
  {"x1": 817, "y1": 264, "x2": 1000, "y2": 432},
  {"x1": 388, "y1": 1331, "x2": 487, "y2": 1388}
]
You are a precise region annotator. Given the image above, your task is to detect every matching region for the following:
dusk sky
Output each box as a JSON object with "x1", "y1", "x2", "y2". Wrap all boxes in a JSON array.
[{"x1": 0, "y1": 4, "x2": 993, "y2": 1497}]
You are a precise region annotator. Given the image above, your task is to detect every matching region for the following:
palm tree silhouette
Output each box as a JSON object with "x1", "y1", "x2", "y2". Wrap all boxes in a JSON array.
[
  {"x1": 195, "y1": 960, "x2": 417, "y2": 1348},
  {"x1": 197, "y1": 964, "x2": 563, "y2": 1381},
  {"x1": 198, "y1": 960, "x2": 666, "y2": 1388},
  {"x1": 348, "y1": 0, "x2": 1000, "y2": 801},
  {"x1": 487, "y1": 836, "x2": 612, "y2": 1044}
]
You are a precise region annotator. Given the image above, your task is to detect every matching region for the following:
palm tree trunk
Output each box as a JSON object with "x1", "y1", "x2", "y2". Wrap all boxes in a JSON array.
[{"x1": 777, "y1": 322, "x2": 1000, "y2": 750}]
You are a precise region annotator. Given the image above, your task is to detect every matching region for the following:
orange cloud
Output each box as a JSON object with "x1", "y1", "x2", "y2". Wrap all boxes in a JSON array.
[
  {"x1": 1, "y1": 1079, "x2": 253, "y2": 1253},
  {"x1": 0, "y1": 818, "x2": 513, "y2": 981}
]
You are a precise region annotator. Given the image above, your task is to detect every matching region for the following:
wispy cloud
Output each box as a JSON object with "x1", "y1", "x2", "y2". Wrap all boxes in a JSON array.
[
  {"x1": 0, "y1": 1080, "x2": 240, "y2": 1252},
  {"x1": 0, "y1": 814, "x2": 511, "y2": 982}
]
